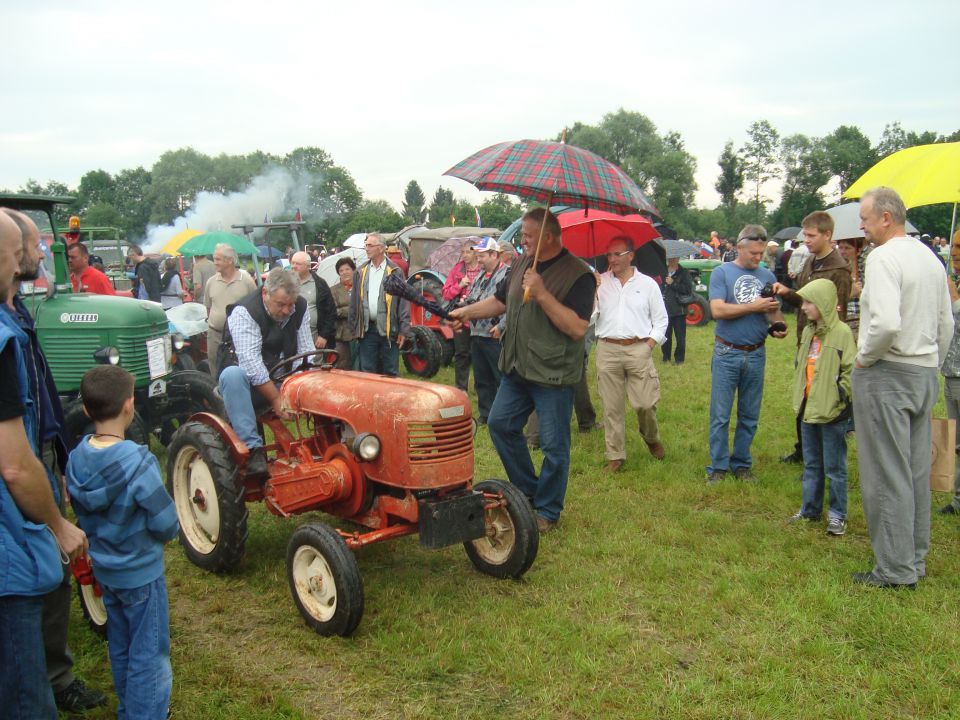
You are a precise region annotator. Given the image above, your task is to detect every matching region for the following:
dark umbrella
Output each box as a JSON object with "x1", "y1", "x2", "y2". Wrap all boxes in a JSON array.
[
  {"x1": 773, "y1": 226, "x2": 802, "y2": 242},
  {"x1": 257, "y1": 244, "x2": 284, "y2": 259}
]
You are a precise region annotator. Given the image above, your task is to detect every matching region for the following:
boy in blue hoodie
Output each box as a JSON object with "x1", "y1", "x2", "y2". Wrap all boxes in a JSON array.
[{"x1": 66, "y1": 366, "x2": 178, "y2": 720}]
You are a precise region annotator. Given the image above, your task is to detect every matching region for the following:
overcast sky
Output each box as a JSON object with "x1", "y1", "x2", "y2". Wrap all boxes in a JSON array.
[{"x1": 3, "y1": 0, "x2": 957, "y2": 212}]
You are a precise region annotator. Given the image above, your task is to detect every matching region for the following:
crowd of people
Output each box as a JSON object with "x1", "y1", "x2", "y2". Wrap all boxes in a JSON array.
[{"x1": 3, "y1": 186, "x2": 959, "y2": 716}]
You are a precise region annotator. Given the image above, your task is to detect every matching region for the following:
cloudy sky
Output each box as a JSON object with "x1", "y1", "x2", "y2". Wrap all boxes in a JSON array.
[{"x1": 3, "y1": 0, "x2": 957, "y2": 211}]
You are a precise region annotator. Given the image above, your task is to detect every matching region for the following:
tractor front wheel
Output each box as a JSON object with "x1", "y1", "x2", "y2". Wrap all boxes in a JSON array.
[
  {"x1": 166, "y1": 422, "x2": 248, "y2": 573},
  {"x1": 464, "y1": 479, "x2": 539, "y2": 579},
  {"x1": 76, "y1": 580, "x2": 108, "y2": 639},
  {"x1": 287, "y1": 523, "x2": 364, "y2": 637},
  {"x1": 402, "y1": 326, "x2": 443, "y2": 378}
]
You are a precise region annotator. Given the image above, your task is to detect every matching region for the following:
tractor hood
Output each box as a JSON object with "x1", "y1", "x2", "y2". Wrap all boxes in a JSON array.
[
  {"x1": 281, "y1": 369, "x2": 474, "y2": 489},
  {"x1": 36, "y1": 293, "x2": 168, "y2": 327}
]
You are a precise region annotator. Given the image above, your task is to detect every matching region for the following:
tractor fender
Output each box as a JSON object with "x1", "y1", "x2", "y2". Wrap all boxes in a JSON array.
[
  {"x1": 409, "y1": 269, "x2": 446, "y2": 286},
  {"x1": 189, "y1": 411, "x2": 250, "y2": 465}
]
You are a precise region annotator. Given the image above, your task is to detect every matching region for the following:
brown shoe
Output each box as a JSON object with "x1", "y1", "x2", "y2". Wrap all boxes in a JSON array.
[
  {"x1": 646, "y1": 441, "x2": 665, "y2": 460},
  {"x1": 536, "y1": 516, "x2": 557, "y2": 533},
  {"x1": 604, "y1": 459, "x2": 624, "y2": 473}
]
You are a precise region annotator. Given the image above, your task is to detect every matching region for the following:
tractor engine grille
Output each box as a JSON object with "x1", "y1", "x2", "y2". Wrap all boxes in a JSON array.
[{"x1": 407, "y1": 417, "x2": 473, "y2": 464}]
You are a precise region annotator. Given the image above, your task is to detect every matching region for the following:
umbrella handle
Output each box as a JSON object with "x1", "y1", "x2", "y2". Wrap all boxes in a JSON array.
[{"x1": 523, "y1": 194, "x2": 553, "y2": 304}]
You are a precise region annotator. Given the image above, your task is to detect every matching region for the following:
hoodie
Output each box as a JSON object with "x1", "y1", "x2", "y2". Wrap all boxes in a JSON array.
[
  {"x1": 791, "y1": 279, "x2": 856, "y2": 424},
  {"x1": 66, "y1": 438, "x2": 178, "y2": 589}
]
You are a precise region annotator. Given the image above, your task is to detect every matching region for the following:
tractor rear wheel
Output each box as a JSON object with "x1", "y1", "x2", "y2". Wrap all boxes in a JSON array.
[
  {"x1": 63, "y1": 399, "x2": 148, "y2": 451},
  {"x1": 402, "y1": 325, "x2": 443, "y2": 378},
  {"x1": 76, "y1": 579, "x2": 108, "y2": 639},
  {"x1": 160, "y1": 370, "x2": 225, "y2": 445},
  {"x1": 166, "y1": 422, "x2": 248, "y2": 573},
  {"x1": 685, "y1": 296, "x2": 710, "y2": 326},
  {"x1": 287, "y1": 523, "x2": 364, "y2": 637},
  {"x1": 464, "y1": 479, "x2": 539, "y2": 579}
]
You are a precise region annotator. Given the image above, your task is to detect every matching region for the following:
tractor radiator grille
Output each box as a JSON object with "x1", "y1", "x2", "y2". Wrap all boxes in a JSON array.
[{"x1": 407, "y1": 417, "x2": 473, "y2": 464}]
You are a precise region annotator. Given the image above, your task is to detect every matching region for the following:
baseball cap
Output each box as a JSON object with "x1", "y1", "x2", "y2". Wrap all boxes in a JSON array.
[{"x1": 472, "y1": 236, "x2": 500, "y2": 252}]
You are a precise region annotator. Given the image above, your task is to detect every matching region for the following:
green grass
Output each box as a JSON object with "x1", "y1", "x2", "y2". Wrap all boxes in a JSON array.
[{"x1": 67, "y1": 323, "x2": 960, "y2": 719}]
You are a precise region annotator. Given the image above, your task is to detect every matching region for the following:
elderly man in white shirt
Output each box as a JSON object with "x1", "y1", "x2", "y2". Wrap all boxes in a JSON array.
[{"x1": 596, "y1": 236, "x2": 669, "y2": 472}]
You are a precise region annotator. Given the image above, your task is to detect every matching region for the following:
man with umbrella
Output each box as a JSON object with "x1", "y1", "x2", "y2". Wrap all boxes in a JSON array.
[{"x1": 448, "y1": 208, "x2": 595, "y2": 533}]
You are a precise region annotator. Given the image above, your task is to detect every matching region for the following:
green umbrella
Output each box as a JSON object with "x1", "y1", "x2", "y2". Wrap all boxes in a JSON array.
[{"x1": 178, "y1": 231, "x2": 258, "y2": 257}]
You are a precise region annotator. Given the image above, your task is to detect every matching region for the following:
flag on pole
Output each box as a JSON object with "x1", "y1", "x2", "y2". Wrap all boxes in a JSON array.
[
  {"x1": 474, "y1": 207, "x2": 482, "y2": 226},
  {"x1": 293, "y1": 208, "x2": 302, "y2": 222},
  {"x1": 450, "y1": 213, "x2": 456, "y2": 226}
]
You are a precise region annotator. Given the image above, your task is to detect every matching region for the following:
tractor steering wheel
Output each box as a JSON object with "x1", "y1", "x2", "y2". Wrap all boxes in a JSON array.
[{"x1": 268, "y1": 350, "x2": 339, "y2": 382}]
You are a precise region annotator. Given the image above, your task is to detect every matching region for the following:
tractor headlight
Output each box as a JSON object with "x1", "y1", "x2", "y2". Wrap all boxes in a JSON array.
[
  {"x1": 93, "y1": 346, "x2": 120, "y2": 365},
  {"x1": 171, "y1": 333, "x2": 185, "y2": 351},
  {"x1": 352, "y1": 433, "x2": 381, "y2": 461}
]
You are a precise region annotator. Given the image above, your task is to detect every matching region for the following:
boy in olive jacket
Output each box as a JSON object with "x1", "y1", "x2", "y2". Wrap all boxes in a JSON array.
[{"x1": 788, "y1": 279, "x2": 856, "y2": 535}]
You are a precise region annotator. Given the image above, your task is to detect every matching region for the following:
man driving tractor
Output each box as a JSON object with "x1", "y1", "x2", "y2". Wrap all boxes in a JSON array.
[{"x1": 217, "y1": 268, "x2": 313, "y2": 476}]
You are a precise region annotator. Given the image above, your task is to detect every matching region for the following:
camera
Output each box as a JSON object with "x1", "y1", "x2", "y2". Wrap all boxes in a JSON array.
[{"x1": 760, "y1": 283, "x2": 776, "y2": 298}]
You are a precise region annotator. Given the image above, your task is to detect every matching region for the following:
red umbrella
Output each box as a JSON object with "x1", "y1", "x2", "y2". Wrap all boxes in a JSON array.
[
  {"x1": 557, "y1": 209, "x2": 660, "y2": 258},
  {"x1": 444, "y1": 139, "x2": 659, "y2": 217}
]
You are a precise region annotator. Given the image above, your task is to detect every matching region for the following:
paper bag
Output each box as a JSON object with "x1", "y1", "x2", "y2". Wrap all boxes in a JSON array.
[{"x1": 930, "y1": 417, "x2": 956, "y2": 493}]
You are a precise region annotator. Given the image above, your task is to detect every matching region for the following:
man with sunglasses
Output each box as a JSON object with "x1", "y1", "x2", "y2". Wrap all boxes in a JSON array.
[
  {"x1": 595, "y1": 238, "x2": 668, "y2": 472},
  {"x1": 706, "y1": 225, "x2": 789, "y2": 484}
]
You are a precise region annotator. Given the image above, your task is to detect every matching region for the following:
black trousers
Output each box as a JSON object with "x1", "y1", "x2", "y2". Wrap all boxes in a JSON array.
[
  {"x1": 453, "y1": 326, "x2": 472, "y2": 391},
  {"x1": 662, "y1": 314, "x2": 687, "y2": 363}
]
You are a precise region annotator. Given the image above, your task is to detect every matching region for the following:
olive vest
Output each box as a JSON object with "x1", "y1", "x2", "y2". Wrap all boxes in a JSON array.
[{"x1": 499, "y1": 250, "x2": 591, "y2": 386}]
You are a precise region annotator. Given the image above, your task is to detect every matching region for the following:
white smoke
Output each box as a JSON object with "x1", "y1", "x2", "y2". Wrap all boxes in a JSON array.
[{"x1": 143, "y1": 167, "x2": 320, "y2": 252}]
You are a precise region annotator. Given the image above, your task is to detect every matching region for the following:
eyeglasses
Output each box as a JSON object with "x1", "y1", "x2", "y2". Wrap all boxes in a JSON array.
[{"x1": 605, "y1": 250, "x2": 632, "y2": 258}]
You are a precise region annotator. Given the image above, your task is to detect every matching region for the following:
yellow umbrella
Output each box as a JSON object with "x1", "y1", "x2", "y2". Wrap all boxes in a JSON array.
[
  {"x1": 159, "y1": 228, "x2": 202, "y2": 255},
  {"x1": 844, "y1": 141, "x2": 960, "y2": 239}
]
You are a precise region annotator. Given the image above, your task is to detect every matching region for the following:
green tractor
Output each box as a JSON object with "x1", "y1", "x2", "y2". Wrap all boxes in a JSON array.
[
  {"x1": 4, "y1": 193, "x2": 223, "y2": 448},
  {"x1": 678, "y1": 258, "x2": 718, "y2": 326}
]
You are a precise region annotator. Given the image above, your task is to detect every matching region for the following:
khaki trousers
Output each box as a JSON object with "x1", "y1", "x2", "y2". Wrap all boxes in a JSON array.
[
  {"x1": 207, "y1": 326, "x2": 223, "y2": 378},
  {"x1": 597, "y1": 340, "x2": 661, "y2": 461}
]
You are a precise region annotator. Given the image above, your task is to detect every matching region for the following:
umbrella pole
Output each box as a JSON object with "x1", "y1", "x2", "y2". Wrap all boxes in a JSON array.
[
  {"x1": 523, "y1": 192, "x2": 554, "y2": 303},
  {"x1": 951, "y1": 203, "x2": 957, "y2": 246},
  {"x1": 252, "y1": 254, "x2": 263, "y2": 287}
]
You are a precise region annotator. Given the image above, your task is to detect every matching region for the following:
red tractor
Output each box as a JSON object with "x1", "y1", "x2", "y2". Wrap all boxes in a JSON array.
[{"x1": 165, "y1": 352, "x2": 539, "y2": 636}]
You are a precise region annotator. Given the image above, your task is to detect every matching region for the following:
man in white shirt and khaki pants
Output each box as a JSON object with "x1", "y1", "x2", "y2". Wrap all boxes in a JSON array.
[{"x1": 596, "y1": 236, "x2": 669, "y2": 472}]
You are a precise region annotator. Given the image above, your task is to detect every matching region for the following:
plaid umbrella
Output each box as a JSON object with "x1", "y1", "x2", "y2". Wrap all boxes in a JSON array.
[{"x1": 443, "y1": 139, "x2": 660, "y2": 217}]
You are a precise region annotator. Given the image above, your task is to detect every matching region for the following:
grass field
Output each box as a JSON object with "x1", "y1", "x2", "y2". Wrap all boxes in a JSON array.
[{"x1": 67, "y1": 322, "x2": 960, "y2": 719}]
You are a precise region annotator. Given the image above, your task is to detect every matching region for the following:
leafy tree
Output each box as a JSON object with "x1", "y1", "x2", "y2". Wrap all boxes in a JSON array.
[
  {"x1": 113, "y1": 167, "x2": 152, "y2": 239},
  {"x1": 426, "y1": 187, "x2": 456, "y2": 226},
  {"x1": 715, "y1": 141, "x2": 744, "y2": 209},
  {"x1": 145, "y1": 147, "x2": 217, "y2": 224},
  {"x1": 739, "y1": 120, "x2": 781, "y2": 221},
  {"x1": 19, "y1": 179, "x2": 78, "y2": 226},
  {"x1": 402, "y1": 180, "x2": 426, "y2": 223},
  {"x1": 821, "y1": 125, "x2": 875, "y2": 195},
  {"x1": 337, "y1": 200, "x2": 405, "y2": 238},
  {"x1": 769, "y1": 134, "x2": 830, "y2": 229},
  {"x1": 83, "y1": 203, "x2": 124, "y2": 228},
  {"x1": 77, "y1": 169, "x2": 116, "y2": 213},
  {"x1": 476, "y1": 193, "x2": 523, "y2": 230}
]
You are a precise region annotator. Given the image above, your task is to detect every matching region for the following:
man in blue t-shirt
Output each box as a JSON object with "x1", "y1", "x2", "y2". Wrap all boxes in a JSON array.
[{"x1": 706, "y1": 225, "x2": 789, "y2": 483}]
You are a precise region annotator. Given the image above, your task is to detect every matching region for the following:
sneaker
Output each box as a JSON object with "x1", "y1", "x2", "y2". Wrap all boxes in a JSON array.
[
  {"x1": 536, "y1": 516, "x2": 557, "y2": 533},
  {"x1": 733, "y1": 467, "x2": 756, "y2": 482},
  {"x1": 826, "y1": 518, "x2": 847, "y2": 536},
  {"x1": 54, "y1": 679, "x2": 107, "y2": 713},
  {"x1": 938, "y1": 503, "x2": 958, "y2": 515},
  {"x1": 780, "y1": 450, "x2": 803, "y2": 465},
  {"x1": 705, "y1": 470, "x2": 726, "y2": 485},
  {"x1": 788, "y1": 511, "x2": 821, "y2": 523},
  {"x1": 851, "y1": 571, "x2": 916, "y2": 590}
]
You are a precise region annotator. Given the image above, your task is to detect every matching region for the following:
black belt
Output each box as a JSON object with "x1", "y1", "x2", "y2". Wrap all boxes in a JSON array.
[{"x1": 716, "y1": 336, "x2": 765, "y2": 352}]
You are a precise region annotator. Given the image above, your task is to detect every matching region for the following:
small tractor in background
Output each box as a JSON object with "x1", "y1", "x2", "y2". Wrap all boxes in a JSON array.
[{"x1": 167, "y1": 351, "x2": 539, "y2": 637}]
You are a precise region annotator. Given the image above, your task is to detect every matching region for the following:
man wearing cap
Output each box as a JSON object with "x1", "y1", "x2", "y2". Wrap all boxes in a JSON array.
[
  {"x1": 595, "y1": 236, "x2": 669, "y2": 472},
  {"x1": 772, "y1": 211, "x2": 851, "y2": 465},
  {"x1": 461, "y1": 237, "x2": 509, "y2": 424},
  {"x1": 448, "y1": 208, "x2": 594, "y2": 533},
  {"x1": 706, "y1": 225, "x2": 789, "y2": 484},
  {"x1": 851, "y1": 188, "x2": 953, "y2": 589}
]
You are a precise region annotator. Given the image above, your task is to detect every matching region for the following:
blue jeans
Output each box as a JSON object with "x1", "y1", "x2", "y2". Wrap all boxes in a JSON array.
[
  {"x1": 219, "y1": 365, "x2": 266, "y2": 449},
  {"x1": 0, "y1": 595, "x2": 57, "y2": 719},
  {"x1": 487, "y1": 373, "x2": 575, "y2": 522},
  {"x1": 358, "y1": 322, "x2": 399, "y2": 376},
  {"x1": 708, "y1": 342, "x2": 766, "y2": 474},
  {"x1": 800, "y1": 420, "x2": 848, "y2": 520},
  {"x1": 102, "y1": 576, "x2": 172, "y2": 720}
]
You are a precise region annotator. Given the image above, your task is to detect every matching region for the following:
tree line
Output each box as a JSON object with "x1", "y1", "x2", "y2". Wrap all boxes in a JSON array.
[{"x1": 5, "y1": 110, "x2": 958, "y2": 248}]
